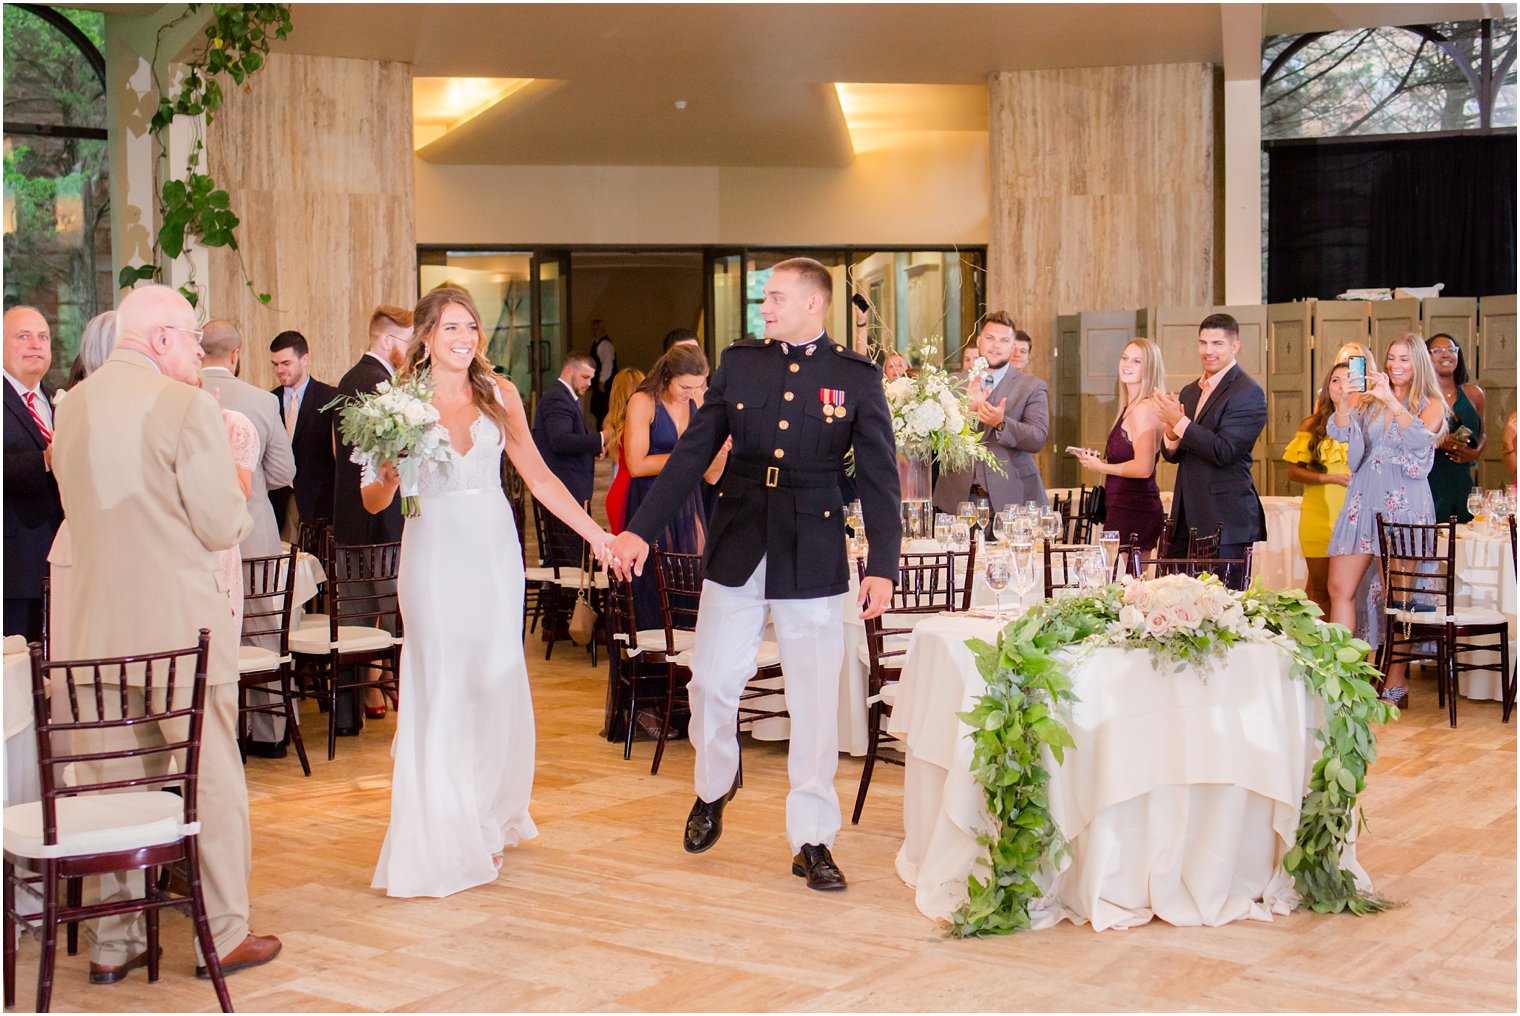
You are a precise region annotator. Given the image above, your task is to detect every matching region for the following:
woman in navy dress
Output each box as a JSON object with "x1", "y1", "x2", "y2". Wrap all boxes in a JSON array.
[
  {"x1": 621, "y1": 343, "x2": 730, "y2": 630},
  {"x1": 1072, "y1": 339, "x2": 1167, "y2": 553}
]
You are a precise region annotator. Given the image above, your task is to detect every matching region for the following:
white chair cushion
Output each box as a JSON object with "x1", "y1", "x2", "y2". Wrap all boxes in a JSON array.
[
  {"x1": 622, "y1": 629, "x2": 696, "y2": 657},
  {"x1": 4, "y1": 791, "x2": 198, "y2": 860},
  {"x1": 879, "y1": 682, "x2": 899, "y2": 708},
  {"x1": 1391, "y1": 606, "x2": 1510, "y2": 626},
  {"x1": 289, "y1": 625, "x2": 399, "y2": 655},
  {"x1": 672, "y1": 639, "x2": 781, "y2": 670},
  {"x1": 237, "y1": 646, "x2": 291, "y2": 674}
]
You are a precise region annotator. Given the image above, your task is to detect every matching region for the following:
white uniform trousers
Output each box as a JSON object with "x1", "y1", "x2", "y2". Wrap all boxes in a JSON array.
[{"x1": 688, "y1": 555, "x2": 846, "y2": 851}]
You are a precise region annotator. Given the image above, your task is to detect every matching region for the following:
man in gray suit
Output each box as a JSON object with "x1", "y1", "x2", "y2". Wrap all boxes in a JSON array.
[
  {"x1": 201, "y1": 320, "x2": 297, "y2": 755},
  {"x1": 933, "y1": 312, "x2": 1050, "y2": 513}
]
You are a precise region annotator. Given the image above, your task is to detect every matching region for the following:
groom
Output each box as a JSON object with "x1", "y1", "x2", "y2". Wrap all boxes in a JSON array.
[{"x1": 607, "y1": 257, "x2": 901, "y2": 891}]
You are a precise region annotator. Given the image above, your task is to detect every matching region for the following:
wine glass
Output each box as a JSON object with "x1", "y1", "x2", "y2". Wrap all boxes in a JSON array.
[
  {"x1": 949, "y1": 519, "x2": 971, "y2": 553},
  {"x1": 1040, "y1": 509, "x2": 1062, "y2": 544},
  {"x1": 957, "y1": 500, "x2": 977, "y2": 535},
  {"x1": 1467, "y1": 490, "x2": 1486, "y2": 527},
  {"x1": 934, "y1": 512, "x2": 953, "y2": 548},
  {"x1": 1099, "y1": 530, "x2": 1121, "y2": 578},
  {"x1": 847, "y1": 533, "x2": 868, "y2": 561},
  {"x1": 984, "y1": 547, "x2": 1011, "y2": 613},
  {"x1": 974, "y1": 495, "x2": 992, "y2": 534},
  {"x1": 1009, "y1": 541, "x2": 1036, "y2": 612},
  {"x1": 990, "y1": 511, "x2": 1007, "y2": 546}
]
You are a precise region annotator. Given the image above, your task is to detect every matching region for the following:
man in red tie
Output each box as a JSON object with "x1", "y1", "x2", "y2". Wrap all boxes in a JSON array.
[{"x1": 2, "y1": 305, "x2": 64, "y2": 641}]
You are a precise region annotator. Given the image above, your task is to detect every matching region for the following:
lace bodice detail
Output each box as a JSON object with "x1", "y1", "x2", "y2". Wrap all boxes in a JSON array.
[
  {"x1": 221, "y1": 408, "x2": 260, "y2": 470},
  {"x1": 417, "y1": 413, "x2": 505, "y2": 496}
]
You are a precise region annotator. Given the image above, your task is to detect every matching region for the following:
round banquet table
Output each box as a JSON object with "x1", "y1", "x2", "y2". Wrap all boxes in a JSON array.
[
  {"x1": 1451, "y1": 524, "x2": 1518, "y2": 702},
  {"x1": 887, "y1": 614, "x2": 1368, "y2": 930},
  {"x1": 1045, "y1": 489, "x2": 1305, "y2": 592}
]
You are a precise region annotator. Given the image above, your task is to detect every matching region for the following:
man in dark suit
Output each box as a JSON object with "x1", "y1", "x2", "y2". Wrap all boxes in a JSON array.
[
  {"x1": 268, "y1": 330, "x2": 339, "y2": 534},
  {"x1": 1156, "y1": 312, "x2": 1267, "y2": 588},
  {"x1": 531, "y1": 353, "x2": 606, "y2": 506},
  {"x1": 607, "y1": 258, "x2": 901, "y2": 893},
  {"x1": 332, "y1": 307, "x2": 411, "y2": 547},
  {"x1": 3, "y1": 306, "x2": 64, "y2": 641},
  {"x1": 330, "y1": 305, "x2": 412, "y2": 730},
  {"x1": 588, "y1": 318, "x2": 617, "y2": 429}
]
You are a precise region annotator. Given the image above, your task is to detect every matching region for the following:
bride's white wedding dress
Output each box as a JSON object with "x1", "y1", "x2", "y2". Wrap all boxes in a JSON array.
[{"x1": 372, "y1": 411, "x2": 536, "y2": 898}]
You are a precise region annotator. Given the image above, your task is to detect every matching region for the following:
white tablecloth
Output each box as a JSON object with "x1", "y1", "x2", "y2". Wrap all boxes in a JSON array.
[
  {"x1": 1453, "y1": 525, "x2": 1517, "y2": 702},
  {"x1": 1046, "y1": 489, "x2": 1304, "y2": 592},
  {"x1": 887, "y1": 616, "x2": 1367, "y2": 930},
  {"x1": 4, "y1": 649, "x2": 39, "y2": 807}
]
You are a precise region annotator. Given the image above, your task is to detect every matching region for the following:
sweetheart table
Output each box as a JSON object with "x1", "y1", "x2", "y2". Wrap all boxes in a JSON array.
[{"x1": 887, "y1": 614, "x2": 1369, "y2": 930}]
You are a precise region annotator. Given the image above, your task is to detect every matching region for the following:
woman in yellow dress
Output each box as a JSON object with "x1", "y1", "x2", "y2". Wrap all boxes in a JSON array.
[{"x1": 1283, "y1": 359, "x2": 1355, "y2": 616}]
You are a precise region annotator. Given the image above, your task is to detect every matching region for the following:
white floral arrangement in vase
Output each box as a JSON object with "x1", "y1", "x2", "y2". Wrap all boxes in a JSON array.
[{"x1": 883, "y1": 356, "x2": 1003, "y2": 476}]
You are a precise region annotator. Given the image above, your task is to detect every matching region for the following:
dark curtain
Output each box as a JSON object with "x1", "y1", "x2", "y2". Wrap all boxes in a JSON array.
[{"x1": 1267, "y1": 133, "x2": 1517, "y2": 302}]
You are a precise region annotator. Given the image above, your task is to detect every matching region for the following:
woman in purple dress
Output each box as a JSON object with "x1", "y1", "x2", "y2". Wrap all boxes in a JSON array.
[
  {"x1": 1072, "y1": 339, "x2": 1167, "y2": 553},
  {"x1": 1326, "y1": 333, "x2": 1447, "y2": 708}
]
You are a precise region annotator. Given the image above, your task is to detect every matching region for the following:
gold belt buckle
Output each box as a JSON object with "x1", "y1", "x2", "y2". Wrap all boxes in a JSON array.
[{"x1": 765, "y1": 465, "x2": 779, "y2": 488}]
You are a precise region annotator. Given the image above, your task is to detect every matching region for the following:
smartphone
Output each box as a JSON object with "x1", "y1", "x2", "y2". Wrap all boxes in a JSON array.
[
  {"x1": 1347, "y1": 355, "x2": 1367, "y2": 393},
  {"x1": 1065, "y1": 445, "x2": 1095, "y2": 457},
  {"x1": 851, "y1": 293, "x2": 870, "y2": 314}
]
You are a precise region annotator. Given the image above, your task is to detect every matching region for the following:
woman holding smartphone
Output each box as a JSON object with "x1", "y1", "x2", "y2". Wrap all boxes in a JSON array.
[
  {"x1": 1326, "y1": 333, "x2": 1447, "y2": 708},
  {"x1": 1282, "y1": 360, "x2": 1355, "y2": 615},
  {"x1": 1071, "y1": 339, "x2": 1167, "y2": 553}
]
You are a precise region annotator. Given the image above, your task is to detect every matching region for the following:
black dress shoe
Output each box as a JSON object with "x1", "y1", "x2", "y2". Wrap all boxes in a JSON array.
[
  {"x1": 682, "y1": 779, "x2": 739, "y2": 854},
  {"x1": 792, "y1": 843, "x2": 847, "y2": 891},
  {"x1": 242, "y1": 739, "x2": 287, "y2": 760}
]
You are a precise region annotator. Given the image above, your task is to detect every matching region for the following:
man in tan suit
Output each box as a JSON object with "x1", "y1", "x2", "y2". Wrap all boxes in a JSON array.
[{"x1": 50, "y1": 284, "x2": 282, "y2": 984}]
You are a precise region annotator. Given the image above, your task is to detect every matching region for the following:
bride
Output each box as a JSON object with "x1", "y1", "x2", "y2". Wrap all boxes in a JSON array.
[{"x1": 366, "y1": 286, "x2": 611, "y2": 898}]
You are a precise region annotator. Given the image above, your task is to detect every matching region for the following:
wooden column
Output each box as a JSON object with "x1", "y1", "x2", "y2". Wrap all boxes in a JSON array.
[
  {"x1": 205, "y1": 52, "x2": 416, "y2": 391},
  {"x1": 988, "y1": 64, "x2": 1216, "y2": 481}
]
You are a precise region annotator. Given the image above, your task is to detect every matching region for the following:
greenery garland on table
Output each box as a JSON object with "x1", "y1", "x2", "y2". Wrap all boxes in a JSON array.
[{"x1": 949, "y1": 573, "x2": 1397, "y2": 938}]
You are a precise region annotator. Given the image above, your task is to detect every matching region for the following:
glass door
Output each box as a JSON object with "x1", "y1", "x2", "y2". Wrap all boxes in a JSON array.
[{"x1": 531, "y1": 250, "x2": 570, "y2": 403}]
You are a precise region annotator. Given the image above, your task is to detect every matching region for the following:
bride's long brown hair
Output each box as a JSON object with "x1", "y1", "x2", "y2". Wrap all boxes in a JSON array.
[{"x1": 402, "y1": 286, "x2": 512, "y2": 439}]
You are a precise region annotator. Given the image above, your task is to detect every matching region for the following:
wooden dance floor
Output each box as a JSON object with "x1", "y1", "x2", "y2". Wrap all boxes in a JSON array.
[{"x1": 9, "y1": 644, "x2": 1515, "y2": 1012}]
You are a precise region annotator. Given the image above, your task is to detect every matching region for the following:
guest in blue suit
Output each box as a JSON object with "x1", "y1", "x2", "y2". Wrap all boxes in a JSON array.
[
  {"x1": 532, "y1": 353, "x2": 607, "y2": 507},
  {"x1": 3, "y1": 306, "x2": 64, "y2": 641},
  {"x1": 1155, "y1": 313, "x2": 1267, "y2": 589}
]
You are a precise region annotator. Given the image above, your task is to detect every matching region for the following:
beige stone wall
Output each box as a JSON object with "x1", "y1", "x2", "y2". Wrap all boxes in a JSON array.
[
  {"x1": 986, "y1": 63, "x2": 1216, "y2": 384},
  {"x1": 206, "y1": 52, "x2": 417, "y2": 391}
]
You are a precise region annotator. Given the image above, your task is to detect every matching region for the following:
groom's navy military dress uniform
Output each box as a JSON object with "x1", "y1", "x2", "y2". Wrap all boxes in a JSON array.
[{"x1": 626, "y1": 332, "x2": 900, "y2": 857}]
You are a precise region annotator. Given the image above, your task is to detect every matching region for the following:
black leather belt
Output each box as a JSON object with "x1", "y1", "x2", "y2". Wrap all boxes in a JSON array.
[{"x1": 728, "y1": 456, "x2": 839, "y2": 490}]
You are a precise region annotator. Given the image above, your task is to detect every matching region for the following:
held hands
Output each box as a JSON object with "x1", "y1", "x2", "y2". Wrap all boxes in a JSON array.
[
  {"x1": 858, "y1": 576, "x2": 894, "y2": 621},
  {"x1": 605, "y1": 530, "x2": 650, "y2": 579}
]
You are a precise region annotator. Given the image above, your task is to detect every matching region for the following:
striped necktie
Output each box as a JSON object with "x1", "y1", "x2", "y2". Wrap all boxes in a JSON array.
[
  {"x1": 285, "y1": 388, "x2": 299, "y2": 437},
  {"x1": 23, "y1": 391, "x2": 51, "y2": 444}
]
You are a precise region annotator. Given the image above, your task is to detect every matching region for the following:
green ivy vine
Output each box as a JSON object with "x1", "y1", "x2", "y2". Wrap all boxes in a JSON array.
[
  {"x1": 117, "y1": 3, "x2": 292, "y2": 306},
  {"x1": 950, "y1": 581, "x2": 1396, "y2": 938}
]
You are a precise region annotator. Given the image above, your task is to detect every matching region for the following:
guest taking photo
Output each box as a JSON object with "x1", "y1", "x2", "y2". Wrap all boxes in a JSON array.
[{"x1": 1282, "y1": 359, "x2": 1355, "y2": 617}]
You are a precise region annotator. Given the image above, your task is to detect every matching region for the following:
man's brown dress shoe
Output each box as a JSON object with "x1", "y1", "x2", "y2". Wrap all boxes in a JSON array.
[
  {"x1": 195, "y1": 932, "x2": 281, "y2": 978},
  {"x1": 88, "y1": 947, "x2": 159, "y2": 985}
]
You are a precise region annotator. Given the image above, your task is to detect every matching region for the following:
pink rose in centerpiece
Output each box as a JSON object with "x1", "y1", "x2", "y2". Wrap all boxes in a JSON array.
[
  {"x1": 1171, "y1": 601, "x2": 1203, "y2": 630},
  {"x1": 1145, "y1": 607, "x2": 1174, "y2": 637}
]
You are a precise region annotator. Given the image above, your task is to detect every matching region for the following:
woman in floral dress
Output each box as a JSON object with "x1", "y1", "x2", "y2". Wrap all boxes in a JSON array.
[{"x1": 1326, "y1": 334, "x2": 1447, "y2": 707}]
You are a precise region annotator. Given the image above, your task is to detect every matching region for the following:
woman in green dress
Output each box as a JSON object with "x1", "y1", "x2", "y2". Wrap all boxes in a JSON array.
[{"x1": 1425, "y1": 334, "x2": 1486, "y2": 523}]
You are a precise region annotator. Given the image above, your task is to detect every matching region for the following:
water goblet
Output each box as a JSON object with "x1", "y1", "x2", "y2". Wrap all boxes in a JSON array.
[
  {"x1": 1009, "y1": 541, "x2": 1037, "y2": 611},
  {"x1": 984, "y1": 547, "x2": 1011, "y2": 613},
  {"x1": 1099, "y1": 530, "x2": 1121, "y2": 577},
  {"x1": 934, "y1": 512, "x2": 953, "y2": 548},
  {"x1": 949, "y1": 519, "x2": 971, "y2": 553},
  {"x1": 1467, "y1": 490, "x2": 1487, "y2": 528},
  {"x1": 1040, "y1": 509, "x2": 1062, "y2": 544}
]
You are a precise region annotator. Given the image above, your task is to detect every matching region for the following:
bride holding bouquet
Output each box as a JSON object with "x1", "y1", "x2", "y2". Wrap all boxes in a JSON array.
[{"x1": 357, "y1": 286, "x2": 612, "y2": 898}]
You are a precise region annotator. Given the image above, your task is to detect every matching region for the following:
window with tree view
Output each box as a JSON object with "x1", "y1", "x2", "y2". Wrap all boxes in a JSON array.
[
  {"x1": 3, "y1": 4, "x2": 110, "y2": 387},
  {"x1": 1263, "y1": 18, "x2": 1517, "y2": 139}
]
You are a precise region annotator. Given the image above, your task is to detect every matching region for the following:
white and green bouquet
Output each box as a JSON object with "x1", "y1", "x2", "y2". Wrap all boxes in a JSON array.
[
  {"x1": 327, "y1": 371, "x2": 450, "y2": 518},
  {"x1": 884, "y1": 360, "x2": 1003, "y2": 475}
]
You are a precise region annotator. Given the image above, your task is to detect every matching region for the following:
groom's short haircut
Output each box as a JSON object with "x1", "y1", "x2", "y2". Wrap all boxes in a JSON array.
[{"x1": 562, "y1": 352, "x2": 594, "y2": 372}]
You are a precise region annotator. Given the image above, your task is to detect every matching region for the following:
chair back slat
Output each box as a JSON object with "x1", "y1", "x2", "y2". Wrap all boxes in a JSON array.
[
  {"x1": 653, "y1": 551, "x2": 705, "y2": 654},
  {"x1": 531, "y1": 496, "x2": 583, "y2": 574},
  {"x1": 329, "y1": 542, "x2": 402, "y2": 636},
  {"x1": 1128, "y1": 547, "x2": 1254, "y2": 588},
  {"x1": 241, "y1": 545, "x2": 299, "y2": 650},
  {"x1": 31, "y1": 631, "x2": 212, "y2": 845},
  {"x1": 1375, "y1": 513, "x2": 1456, "y2": 615}
]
